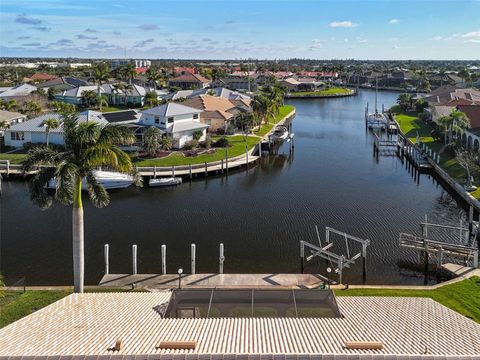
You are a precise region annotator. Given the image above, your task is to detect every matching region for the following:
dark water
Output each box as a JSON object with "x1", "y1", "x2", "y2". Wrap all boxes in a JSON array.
[{"x1": 0, "y1": 90, "x2": 467, "y2": 286}]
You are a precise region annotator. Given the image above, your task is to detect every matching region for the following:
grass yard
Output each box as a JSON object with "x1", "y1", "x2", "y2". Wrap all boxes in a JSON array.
[
  {"x1": 134, "y1": 135, "x2": 259, "y2": 167},
  {"x1": 335, "y1": 276, "x2": 480, "y2": 323},
  {"x1": 0, "y1": 153, "x2": 27, "y2": 164},
  {"x1": 291, "y1": 88, "x2": 353, "y2": 97},
  {"x1": 254, "y1": 104, "x2": 295, "y2": 137},
  {"x1": 391, "y1": 105, "x2": 469, "y2": 187}
]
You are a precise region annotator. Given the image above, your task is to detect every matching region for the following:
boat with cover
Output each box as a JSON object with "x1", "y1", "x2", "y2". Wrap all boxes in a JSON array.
[{"x1": 47, "y1": 170, "x2": 134, "y2": 190}]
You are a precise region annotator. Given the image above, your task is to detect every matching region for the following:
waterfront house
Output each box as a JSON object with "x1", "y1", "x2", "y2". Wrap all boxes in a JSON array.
[
  {"x1": 4, "y1": 110, "x2": 107, "y2": 148},
  {"x1": 168, "y1": 73, "x2": 211, "y2": 90},
  {"x1": 37, "y1": 77, "x2": 90, "y2": 92},
  {"x1": 0, "y1": 84, "x2": 37, "y2": 100},
  {"x1": 0, "y1": 109, "x2": 27, "y2": 147},
  {"x1": 54, "y1": 85, "x2": 104, "y2": 105},
  {"x1": 425, "y1": 86, "x2": 480, "y2": 106},
  {"x1": 459, "y1": 104, "x2": 480, "y2": 151},
  {"x1": 140, "y1": 102, "x2": 208, "y2": 148},
  {"x1": 102, "y1": 83, "x2": 150, "y2": 106},
  {"x1": 166, "y1": 87, "x2": 251, "y2": 102},
  {"x1": 0, "y1": 291, "x2": 479, "y2": 357},
  {"x1": 182, "y1": 94, "x2": 248, "y2": 133}
]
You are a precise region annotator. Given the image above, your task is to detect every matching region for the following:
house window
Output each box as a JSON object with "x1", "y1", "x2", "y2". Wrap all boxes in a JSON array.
[
  {"x1": 193, "y1": 114, "x2": 199, "y2": 119},
  {"x1": 154, "y1": 116, "x2": 160, "y2": 124},
  {"x1": 11, "y1": 132, "x2": 24, "y2": 141},
  {"x1": 167, "y1": 117, "x2": 174, "y2": 123}
]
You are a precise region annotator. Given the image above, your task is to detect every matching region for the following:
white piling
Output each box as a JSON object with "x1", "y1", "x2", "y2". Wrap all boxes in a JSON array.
[
  {"x1": 132, "y1": 244, "x2": 138, "y2": 275},
  {"x1": 191, "y1": 243, "x2": 196, "y2": 274},
  {"x1": 219, "y1": 243, "x2": 225, "y2": 274},
  {"x1": 161, "y1": 244, "x2": 166, "y2": 275},
  {"x1": 104, "y1": 244, "x2": 109, "y2": 274}
]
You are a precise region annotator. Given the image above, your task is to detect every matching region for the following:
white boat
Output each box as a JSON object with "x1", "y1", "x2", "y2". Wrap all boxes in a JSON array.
[
  {"x1": 365, "y1": 78, "x2": 388, "y2": 129},
  {"x1": 271, "y1": 125, "x2": 289, "y2": 141},
  {"x1": 47, "y1": 170, "x2": 134, "y2": 190},
  {"x1": 149, "y1": 177, "x2": 183, "y2": 187}
]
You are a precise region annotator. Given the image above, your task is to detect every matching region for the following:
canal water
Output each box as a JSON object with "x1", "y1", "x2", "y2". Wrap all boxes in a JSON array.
[{"x1": 0, "y1": 89, "x2": 467, "y2": 286}]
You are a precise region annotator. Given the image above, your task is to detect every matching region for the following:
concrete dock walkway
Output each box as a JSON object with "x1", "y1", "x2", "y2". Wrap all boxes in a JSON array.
[{"x1": 99, "y1": 273, "x2": 325, "y2": 289}]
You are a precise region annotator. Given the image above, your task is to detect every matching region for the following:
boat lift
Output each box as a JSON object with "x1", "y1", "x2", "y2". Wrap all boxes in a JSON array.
[{"x1": 300, "y1": 226, "x2": 371, "y2": 284}]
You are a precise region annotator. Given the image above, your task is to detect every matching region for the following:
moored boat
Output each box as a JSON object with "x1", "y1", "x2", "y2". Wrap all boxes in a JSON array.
[
  {"x1": 47, "y1": 170, "x2": 134, "y2": 190},
  {"x1": 149, "y1": 177, "x2": 183, "y2": 187},
  {"x1": 271, "y1": 125, "x2": 289, "y2": 141}
]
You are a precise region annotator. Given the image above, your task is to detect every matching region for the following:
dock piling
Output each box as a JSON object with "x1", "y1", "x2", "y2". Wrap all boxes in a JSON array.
[
  {"x1": 161, "y1": 244, "x2": 166, "y2": 275},
  {"x1": 104, "y1": 244, "x2": 109, "y2": 275},
  {"x1": 191, "y1": 243, "x2": 196, "y2": 274},
  {"x1": 300, "y1": 240, "x2": 305, "y2": 274},
  {"x1": 172, "y1": 166, "x2": 175, "y2": 177},
  {"x1": 132, "y1": 244, "x2": 138, "y2": 275},
  {"x1": 189, "y1": 164, "x2": 192, "y2": 180},
  {"x1": 219, "y1": 243, "x2": 225, "y2": 274},
  {"x1": 204, "y1": 162, "x2": 208, "y2": 177}
]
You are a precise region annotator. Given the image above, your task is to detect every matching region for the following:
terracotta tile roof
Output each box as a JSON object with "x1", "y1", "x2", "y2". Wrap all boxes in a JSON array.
[
  {"x1": 170, "y1": 73, "x2": 210, "y2": 83},
  {"x1": 29, "y1": 72, "x2": 58, "y2": 81},
  {"x1": 458, "y1": 104, "x2": 480, "y2": 129},
  {"x1": 1, "y1": 292, "x2": 479, "y2": 357},
  {"x1": 182, "y1": 95, "x2": 236, "y2": 113}
]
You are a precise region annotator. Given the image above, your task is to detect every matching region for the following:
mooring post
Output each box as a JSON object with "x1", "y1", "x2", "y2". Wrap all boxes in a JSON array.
[
  {"x1": 191, "y1": 243, "x2": 196, "y2": 274},
  {"x1": 204, "y1": 162, "x2": 208, "y2": 177},
  {"x1": 299, "y1": 241, "x2": 305, "y2": 274},
  {"x1": 219, "y1": 243, "x2": 225, "y2": 274},
  {"x1": 153, "y1": 166, "x2": 157, "y2": 178},
  {"x1": 469, "y1": 206, "x2": 474, "y2": 241},
  {"x1": 460, "y1": 219, "x2": 464, "y2": 243},
  {"x1": 132, "y1": 244, "x2": 138, "y2": 275},
  {"x1": 424, "y1": 243, "x2": 429, "y2": 275},
  {"x1": 325, "y1": 228, "x2": 330, "y2": 244},
  {"x1": 362, "y1": 242, "x2": 368, "y2": 280},
  {"x1": 338, "y1": 256, "x2": 344, "y2": 285},
  {"x1": 473, "y1": 250, "x2": 479, "y2": 268},
  {"x1": 172, "y1": 165, "x2": 175, "y2": 177},
  {"x1": 246, "y1": 147, "x2": 249, "y2": 166},
  {"x1": 104, "y1": 244, "x2": 109, "y2": 275},
  {"x1": 225, "y1": 146, "x2": 229, "y2": 175},
  {"x1": 161, "y1": 244, "x2": 166, "y2": 275},
  {"x1": 221, "y1": 159, "x2": 224, "y2": 173},
  {"x1": 189, "y1": 164, "x2": 192, "y2": 180},
  {"x1": 6, "y1": 160, "x2": 9, "y2": 177}
]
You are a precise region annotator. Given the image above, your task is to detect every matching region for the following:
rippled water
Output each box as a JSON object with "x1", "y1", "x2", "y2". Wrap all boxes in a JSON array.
[{"x1": 0, "y1": 89, "x2": 467, "y2": 286}]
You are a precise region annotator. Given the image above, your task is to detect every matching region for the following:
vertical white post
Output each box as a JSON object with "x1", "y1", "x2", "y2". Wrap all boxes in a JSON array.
[
  {"x1": 325, "y1": 228, "x2": 330, "y2": 244},
  {"x1": 132, "y1": 244, "x2": 137, "y2": 275},
  {"x1": 219, "y1": 243, "x2": 225, "y2": 274},
  {"x1": 104, "y1": 244, "x2": 109, "y2": 275},
  {"x1": 191, "y1": 243, "x2": 196, "y2": 274},
  {"x1": 161, "y1": 244, "x2": 166, "y2": 275},
  {"x1": 474, "y1": 250, "x2": 479, "y2": 268},
  {"x1": 424, "y1": 214, "x2": 428, "y2": 239},
  {"x1": 460, "y1": 219, "x2": 463, "y2": 243}
]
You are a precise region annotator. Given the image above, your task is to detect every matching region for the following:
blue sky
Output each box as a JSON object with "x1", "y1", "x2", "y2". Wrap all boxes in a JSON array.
[{"x1": 0, "y1": 0, "x2": 479, "y2": 60}]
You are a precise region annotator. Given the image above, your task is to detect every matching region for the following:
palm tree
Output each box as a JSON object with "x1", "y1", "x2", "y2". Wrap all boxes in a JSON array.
[
  {"x1": 143, "y1": 126, "x2": 161, "y2": 156},
  {"x1": 23, "y1": 100, "x2": 42, "y2": 118},
  {"x1": 146, "y1": 66, "x2": 161, "y2": 89},
  {"x1": 145, "y1": 91, "x2": 158, "y2": 107},
  {"x1": 42, "y1": 118, "x2": 60, "y2": 146},
  {"x1": 397, "y1": 93, "x2": 413, "y2": 111},
  {"x1": 0, "y1": 120, "x2": 10, "y2": 132},
  {"x1": 92, "y1": 63, "x2": 110, "y2": 93},
  {"x1": 122, "y1": 63, "x2": 137, "y2": 84},
  {"x1": 98, "y1": 95, "x2": 109, "y2": 111},
  {"x1": 252, "y1": 93, "x2": 270, "y2": 125},
  {"x1": 22, "y1": 110, "x2": 140, "y2": 293},
  {"x1": 438, "y1": 110, "x2": 470, "y2": 144},
  {"x1": 160, "y1": 135, "x2": 173, "y2": 150}
]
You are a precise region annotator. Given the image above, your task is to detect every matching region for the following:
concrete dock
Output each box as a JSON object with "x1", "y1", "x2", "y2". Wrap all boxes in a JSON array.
[{"x1": 99, "y1": 273, "x2": 325, "y2": 289}]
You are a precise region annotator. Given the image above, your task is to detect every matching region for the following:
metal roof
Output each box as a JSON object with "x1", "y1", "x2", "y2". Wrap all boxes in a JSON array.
[
  {"x1": 0, "y1": 292, "x2": 479, "y2": 357},
  {"x1": 0, "y1": 84, "x2": 37, "y2": 98},
  {"x1": 142, "y1": 102, "x2": 203, "y2": 117},
  {"x1": 0, "y1": 110, "x2": 26, "y2": 122}
]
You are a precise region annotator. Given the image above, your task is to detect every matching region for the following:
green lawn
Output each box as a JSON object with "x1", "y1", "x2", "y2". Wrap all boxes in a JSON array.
[
  {"x1": 335, "y1": 276, "x2": 480, "y2": 323},
  {"x1": 134, "y1": 135, "x2": 259, "y2": 167},
  {"x1": 0, "y1": 153, "x2": 27, "y2": 164},
  {"x1": 290, "y1": 88, "x2": 353, "y2": 97},
  {"x1": 391, "y1": 105, "x2": 469, "y2": 187},
  {"x1": 254, "y1": 104, "x2": 295, "y2": 137}
]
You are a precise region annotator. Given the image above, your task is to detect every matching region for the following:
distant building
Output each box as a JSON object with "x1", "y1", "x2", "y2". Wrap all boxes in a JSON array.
[
  {"x1": 168, "y1": 73, "x2": 211, "y2": 90},
  {"x1": 111, "y1": 59, "x2": 151, "y2": 70}
]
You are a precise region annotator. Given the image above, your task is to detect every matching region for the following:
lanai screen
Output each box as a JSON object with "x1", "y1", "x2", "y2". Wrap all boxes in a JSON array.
[{"x1": 163, "y1": 289, "x2": 342, "y2": 318}]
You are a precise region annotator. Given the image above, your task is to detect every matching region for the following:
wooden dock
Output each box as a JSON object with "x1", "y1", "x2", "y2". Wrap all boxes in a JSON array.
[{"x1": 99, "y1": 273, "x2": 325, "y2": 289}]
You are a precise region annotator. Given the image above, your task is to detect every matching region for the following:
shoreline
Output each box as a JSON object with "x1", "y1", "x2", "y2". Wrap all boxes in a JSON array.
[{"x1": 285, "y1": 88, "x2": 356, "y2": 99}]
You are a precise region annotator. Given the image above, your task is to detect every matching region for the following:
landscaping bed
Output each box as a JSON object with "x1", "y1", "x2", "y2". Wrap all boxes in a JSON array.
[{"x1": 254, "y1": 104, "x2": 295, "y2": 137}]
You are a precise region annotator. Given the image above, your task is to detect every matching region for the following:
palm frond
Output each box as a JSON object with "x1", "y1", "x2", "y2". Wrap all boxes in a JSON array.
[
  {"x1": 85, "y1": 171, "x2": 110, "y2": 208},
  {"x1": 54, "y1": 161, "x2": 79, "y2": 206},
  {"x1": 75, "y1": 122, "x2": 101, "y2": 146},
  {"x1": 99, "y1": 125, "x2": 136, "y2": 145},
  {"x1": 28, "y1": 167, "x2": 56, "y2": 209},
  {"x1": 84, "y1": 143, "x2": 133, "y2": 173},
  {"x1": 22, "y1": 146, "x2": 61, "y2": 171}
]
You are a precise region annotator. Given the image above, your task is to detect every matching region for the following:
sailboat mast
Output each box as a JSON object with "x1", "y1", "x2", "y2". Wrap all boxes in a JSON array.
[{"x1": 375, "y1": 77, "x2": 378, "y2": 113}]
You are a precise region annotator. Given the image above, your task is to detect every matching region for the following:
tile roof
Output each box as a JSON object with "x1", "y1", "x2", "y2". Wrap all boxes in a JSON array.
[
  {"x1": 56, "y1": 85, "x2": 103, "y2": 98},
  {"x1": 5, "y1": 110, "x2": 107, "y2": 133},
  {"x1": 0, "y1": 292, "x2": 479, "y2": 357},
  {"x1": 0, "y1": 84, "x2": 37, "y2": 98},
  {"x1": 0, "y1": 110, "x2": 26, "y2": 122},
  {"x1": 183, "y1": 95, "x2": 236, "y2": 113},
  {"x1": 29, "y1": 73, "x2": 58, "y2": 81},
  {"x1": 458, "y1": 104, "x2": 480, "y2": 129},
  {"x1": 170, "y1": 72, "x2": 211, "y2": 84},
  {"x1": 142, "y1": 102, "x2": 202, "y2": 117}
]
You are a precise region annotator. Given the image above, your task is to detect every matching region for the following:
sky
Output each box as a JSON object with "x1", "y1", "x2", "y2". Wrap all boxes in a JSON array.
[{"x1": 0, "y1": 0, "x2": 479, "y2": 60}]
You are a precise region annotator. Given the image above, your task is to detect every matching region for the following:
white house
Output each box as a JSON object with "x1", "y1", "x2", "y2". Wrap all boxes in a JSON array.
[
  {"x1": 0, "y1": 84, "x2": 37, "y2": 100},
  {"x1": 140, "y1": 102, "x2": 208, "y2": 148},
  {"x1": 4, "y1": 111, "x2": 107, "y2": 148}
]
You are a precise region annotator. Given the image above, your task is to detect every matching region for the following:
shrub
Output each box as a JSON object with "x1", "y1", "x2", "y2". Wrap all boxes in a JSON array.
[
  {"x1": 183, "y1": 139, "x2": 198, "y2": 150},
  {"x1": 214, "y1": 137, "x2": 229, "y2": 148},
  {"x1": 193, "y1": 130, "x2": 203, "y2": 141},
  {"x1": 203, "y1": 135, "x2": 212, "y2": 149}
]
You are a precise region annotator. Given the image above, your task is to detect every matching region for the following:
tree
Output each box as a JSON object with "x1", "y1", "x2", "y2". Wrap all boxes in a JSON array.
[
  {"x1": 438, "y1": 110, "x2": 470, "y2": 144},
  {"x1": 456, "y1": 149, "x2": 480, "y2": 188},
  {"x1": 42, "y1": 118, "x2": 60, "y2": 146},
  {"x1": 122, "y1": 63, "x2": 137, "y2": 84},
  {"x1": 143, "y1": 126, "x2": 161, "y2": 156},
  {"x1": 47, "y1": 87, "x2": 57, "y2": 100},
  {"x1": 82, "y1": 90, "x2": 99, "y2": 108},
  {"x1": 160, "y1": 134, "x2": 173, "y2": 150},
  {"x1": 252, "y1": 93, "x2": 271, "y2": 125},
  {"x1": 98, "y1": 95, "x2": 109, "y2": 111},
  {"x1": 0, "y1": 99, "x2": 18, "y2": 111},
  {"x1": 235, "y1": 112, "x2": 256, "y2": 136},
  {"x1": 458, "y1": 68, "x2": 471, "y2": 86},
  {"x1": 146, "y1": 65, "x2": 161, "y2": 89},
  {"x1": 415, "y1": 98, "x2": 428, "y2": 113},
  {"x1": 22, "y1": 110, "x2": 140, "y2": 293},
  {"x1": 193, "y1": 130, "x2": 203, "y2": 141},
  {"x1": 23, "y1": 100, "x2": 42, "y2": 118},
  {"x1": 92, "y1": 62, "x2": 110, "y2": 92},
  {"x1": 397, "y1": 93, "x2": 413, "y2": 111},
  {"x1": 145, "y1": 91, "x2": 159, "y2": 107}
]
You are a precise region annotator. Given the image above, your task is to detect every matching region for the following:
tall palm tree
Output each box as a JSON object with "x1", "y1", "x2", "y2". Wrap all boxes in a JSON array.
[
  {"x1": 122, "y1": 63, "x2": 137, "y2": 84},
  {"x1": 143, "y1": 126, "x2": 161, "y2": 156},
  {"x1": 42, "y1": 118, "x2": 60, "y2": 146},
  {"x1": 252, "y1": 93, "x2": 270, "y2": 125},
  {"x1": 145, "y1": 91, "x2": 159, "y2": 107},
  {"x1": 92, "y1": 63, "x2": 110, "y2": 93},
  {"x1": 146, "y1": 65, "x2": 161, "y2": 89},
  {"x1": 23, "y1": 110, "x2": 140, "y2": 293}
]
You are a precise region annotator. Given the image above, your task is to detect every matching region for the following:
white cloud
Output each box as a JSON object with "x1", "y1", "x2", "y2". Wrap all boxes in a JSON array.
[
  {"x1": 388, "y1": 19, "x2": 399, "y2": 25},
  {"x1": 393, "y1": 44, "x2": 401, "y2": 49},
  {"x1": 431, "y1": 36, "x2": 443, "y2": 41},
  {"x1": 465, "y1": 39, "x2": 480, "y2": 43},
  {"x1": 329, "y1": 21, "x2": 358, "y2": 28}
]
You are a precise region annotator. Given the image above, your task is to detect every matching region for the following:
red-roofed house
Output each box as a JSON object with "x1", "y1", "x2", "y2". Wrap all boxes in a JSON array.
[
  {"x1": 459, "y1": 104, "x2": 480, "y2": 151},
  {"x1": 168, "y1": 73, "x2": 211, "y2": 90},
  {"x1": 135, "y1": 67, "x2": 149, "y2": 75},
  {"x1": 26, "y1": 73, "x2": 58, "y2": 82},
  {"x1": 174, "y1": 67, "x2": 197, "y2": 75}
]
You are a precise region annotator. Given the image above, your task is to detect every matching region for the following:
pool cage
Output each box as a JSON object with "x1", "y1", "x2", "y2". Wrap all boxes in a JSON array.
[{"x1": 163, "y1": 288, "x2": 342, "y2": 319}]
